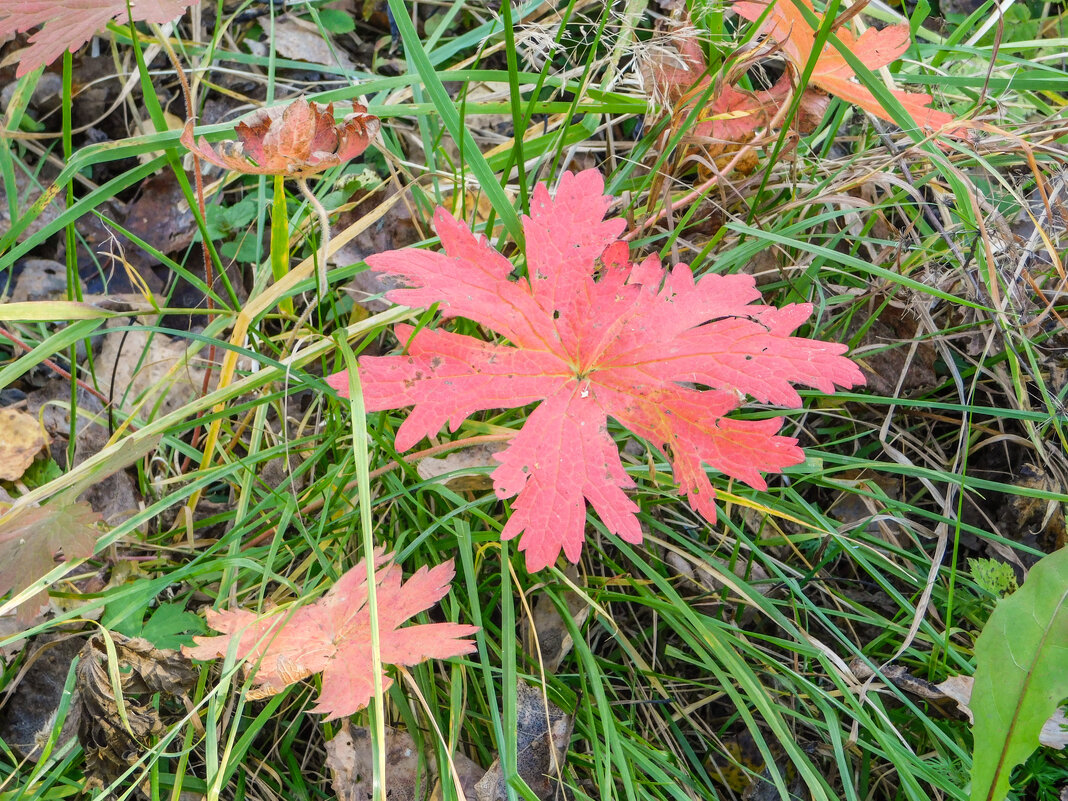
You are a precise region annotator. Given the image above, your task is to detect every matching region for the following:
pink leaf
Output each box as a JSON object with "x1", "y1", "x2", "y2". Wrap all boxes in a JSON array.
[
  {"x1": 493, "y1": 386, "x2": 642, "y2": 569},
  {"x1": 0, "y1": 499, "x2": 102, "y2": 623},
  {"x1": 644, "y1": 29, "x2": 801, "y2": 142},
  {"x1": 646, "y1": 4, "x2": 959, "y2": 142},
  {"x1": 0, "y1": 0, "x2": 194, "y2": 78},
  {"x1": 327, "y1": 170, "x2": 865, "y2": 571},
  {"x1": 184, "y1": 553, "x2": 477, "y2": 720}
]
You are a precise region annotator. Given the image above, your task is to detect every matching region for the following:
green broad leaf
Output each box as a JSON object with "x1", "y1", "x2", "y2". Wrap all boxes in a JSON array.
[
  {"x1": 423, "y1": 11, "x2": 448, "y2": 39},
  {"x1": 968, "y1": 558, "x2": 1018, "y2": 599},
  {"x1": 223, "y1": 196, "x2": 258, "y2": 229},
  {"x1": 320, "y1": 190, "x2": 347, "y2": 210},
  {"x1": 317, "y1": 8, "x2": 355, "y2": 34},
  {"x1": 109, "y1": 597, "x2": 205, "y2": 649},
  {"x1": 103, "y1": 577, "x2": 173, "y2": 635},
  {"x1": 970, "y1": 546, "x2": 1068, "y2": 801},
  {"x1": 22, "y1": 457, "x2": 64, "y2": 488},
  {"x1": 221, "y1": 236, "x2": 260, "y2": 263},
  {"x1": 197, "y1": 205, "x2": 227, "y2": 241},
  {"x1": 197, "y1": 198, "x2": 258, "y2": 243},
  {"x1": 140, "y1": 602, "x2": 206, "y2": 649}
]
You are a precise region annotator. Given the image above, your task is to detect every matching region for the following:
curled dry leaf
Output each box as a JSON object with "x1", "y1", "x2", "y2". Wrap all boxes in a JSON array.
[
  {"x1": 328, "y1": 169, "x2": 864, "y2": 571},
  {"x1": 904, "y1": 672, "x2": 1068, "y2": 749},
  {"x1": 734, "y1": 0, "x2": 957, "y2": 133},
  {"x1": 77, "y1": 632, "x2": 196, "y2": 794},
  {"x1": 180, "y1": 98, "x2": 380, "y2": 178},
  {"x1": 326, "y1": 725, "x2": 429, "y2": 801},
  {"x1": 326, "y1": 723, "x2": 484, "y2": 801},
  {"x1": 272, "y1": 15, "x2": 357, "y2": 70},
  {"x1": 184, "y1": 551, "x2": 478, "y2": 720},
  {"x1": 849, "y1": 658, "x2": 972, "y2": 721},
  {"x1": 520, "y1": 565, "x2": 588, "y2": 674},
  {"x1": 0, "y1": 0, "x2": 194, "y2": 77}
]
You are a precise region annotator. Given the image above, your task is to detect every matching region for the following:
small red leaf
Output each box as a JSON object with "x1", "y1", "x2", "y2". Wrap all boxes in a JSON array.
[
  {"x1": 180, "y1": 99, "x2": 379, "y2": 178},
  {"x1": 733, "y1": 0, "x2": 957, "y2": 132},
  {"x1": 184, "y1": 552, "x2": 477, "y2": 720},
  {"x1": 0, "y1": 0, "x2": 194, "y2": 78},
  {"x1": 647, "y1": 3, "x2": 958, "y2": 141},
  {"x1": 328, "y1": 170, "x2": 865, "y2": 571}
]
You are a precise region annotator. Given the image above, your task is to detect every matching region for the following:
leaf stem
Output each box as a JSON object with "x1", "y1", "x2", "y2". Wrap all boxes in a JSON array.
[{"x1": 157, "y1": 19, "x2": 218, "y2": 474}]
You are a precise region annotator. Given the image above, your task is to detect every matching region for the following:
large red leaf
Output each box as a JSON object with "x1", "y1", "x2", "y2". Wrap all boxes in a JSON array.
[
  {"x1": 734, "y1": 0, "x2": 957, "y2": 132},
  {"x1": 0, "y1": 0, "x2": 194, "y2": 78},
  {"x1": 184, "y1": 553, "x2": 477, "y2": 720},
  {"x1": 328, "y1": 170, "x2": 865, "y2": 571}
]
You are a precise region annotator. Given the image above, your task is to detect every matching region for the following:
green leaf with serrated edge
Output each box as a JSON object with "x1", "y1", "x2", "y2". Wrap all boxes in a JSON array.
[
  {"x1": 102, "y1": 576, "x2": 176, "y2": 635},
  {"x1": 225, "y1": 197, "x2": 258, "y2": 229},
  {"x1": 971, "y1": 546, "x2": 1068, "y2": 801},
  {"x1": 968, "y1": 558, "x2": 1017, "y2": 598},
  {"x1": 141, "y1": 602, "x2": 206, "y2": 650},
  {"x1": 22, "y1": 458, "x2": 63, "y2": 488}
]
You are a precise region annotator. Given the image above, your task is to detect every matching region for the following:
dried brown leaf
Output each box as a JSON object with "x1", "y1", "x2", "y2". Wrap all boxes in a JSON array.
[
  {"x1": 77, "y1": 632, "x2": 195, "y2": 794},
  {"x1": 519, "y1": 566, "x2": 588, "y2": 674},
  {"x1": 475, "y1": 681, "x2": 573, "y2": 801},
  {"x1": 417, "y1": 442, "x2": 508, "y2": 492}
]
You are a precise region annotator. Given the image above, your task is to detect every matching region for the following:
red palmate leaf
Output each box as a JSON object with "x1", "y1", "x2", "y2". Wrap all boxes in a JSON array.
[
  {"x1": 180, "y1": 98, "x2": 379, "y2": 178},
  {"x1": 327, "y1": 170, "x2": 865, "y2": 571},
  {"x1": 183, "y1": 552, "x2": 477, "y2": 720},
  {"x1": 0, "y1": 0, "x2": 194, "y2": 78},
  {"x1": 734, "y1": 0, "x2": 957, "y2": 132},
  {"x1": 645, "y1": 32, "x2": 779, "y2": 141},
  {"x1": 645, "y1": 27, "x2": 828, "y2": 141}
]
